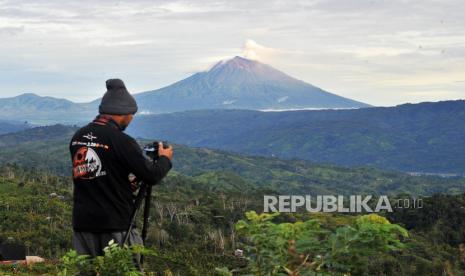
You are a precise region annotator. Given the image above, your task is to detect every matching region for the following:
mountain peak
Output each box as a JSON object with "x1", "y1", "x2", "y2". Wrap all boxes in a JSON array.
[
  {"x1": 16, "y1": 93, "x2": 41, "y2": 98},
  {"x1": 10, "y1": 93, "x2": 72, "y2": 103},
  {"x1": 231, "y1": 55, "x2": 255, "y2": 64},
  {"x1": 205, "y1": 56, "x2": 305, "y2": 88},
  {"x1": 209, "y1": 56, "x2": 260, "y2": 72}
]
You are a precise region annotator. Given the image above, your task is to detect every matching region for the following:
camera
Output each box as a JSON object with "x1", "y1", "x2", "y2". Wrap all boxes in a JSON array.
[{"x1": 143, "y1": 141, "x2": 170, "y2": 160}]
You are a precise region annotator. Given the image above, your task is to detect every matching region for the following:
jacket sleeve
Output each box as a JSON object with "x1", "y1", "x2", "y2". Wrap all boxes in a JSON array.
[{"x1": 116, "y1": 135, "x2": 172, "y2": 186}]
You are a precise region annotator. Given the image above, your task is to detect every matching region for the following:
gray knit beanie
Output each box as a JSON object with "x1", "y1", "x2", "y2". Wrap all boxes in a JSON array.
[{"x1": 99, "y1": 79, "x2": 138, "y2": 115}]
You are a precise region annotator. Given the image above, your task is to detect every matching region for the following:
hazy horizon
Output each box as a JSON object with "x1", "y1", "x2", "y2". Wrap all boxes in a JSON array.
[{"x1": 1, "y1": 0, "x2": 464, "y2": 106}]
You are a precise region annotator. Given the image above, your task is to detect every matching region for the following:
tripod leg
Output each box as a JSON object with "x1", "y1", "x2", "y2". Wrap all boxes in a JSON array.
[
  {"x1": 140, "y1": 185, "x2": 153, "y2": 264},
  {"x1": 123, "y1": 182, "x2": 147, "y2": 246}
]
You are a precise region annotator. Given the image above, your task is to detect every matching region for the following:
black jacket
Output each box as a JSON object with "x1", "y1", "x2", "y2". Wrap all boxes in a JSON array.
[{"x1": 69, "y1": 116, "x2": 172, "y2": 232}]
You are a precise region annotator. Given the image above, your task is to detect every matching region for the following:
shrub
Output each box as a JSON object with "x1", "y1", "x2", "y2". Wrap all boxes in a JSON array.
[{"x1": 234, "y1": 211, "x2": 408, "y2": 275}]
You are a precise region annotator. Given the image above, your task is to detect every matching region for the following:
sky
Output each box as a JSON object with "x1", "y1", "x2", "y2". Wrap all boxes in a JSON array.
[{"x1": 0, "y1": 0, "x2": 464, "y2": 106}]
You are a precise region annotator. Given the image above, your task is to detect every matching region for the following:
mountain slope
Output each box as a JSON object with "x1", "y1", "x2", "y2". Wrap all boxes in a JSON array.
[
  {"x1": 135, "y1": 56, "x2": 369, "y2": 113},
  {"x1": 127, "y1": 100, "x2": 465, "y2": 174}
]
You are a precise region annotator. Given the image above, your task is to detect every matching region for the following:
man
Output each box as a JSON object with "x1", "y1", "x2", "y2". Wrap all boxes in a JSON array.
[{"x1": 69, "y1": 79, "x2": 173, "y2": 262}]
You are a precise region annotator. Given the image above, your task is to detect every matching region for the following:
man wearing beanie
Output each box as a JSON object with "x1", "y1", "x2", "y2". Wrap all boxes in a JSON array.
[{"x1": 69, "y1": 79, "x2": 173, "y2": 268}]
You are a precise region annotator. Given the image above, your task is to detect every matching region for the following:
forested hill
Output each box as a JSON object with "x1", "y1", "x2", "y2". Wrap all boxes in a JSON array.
[
  {"x1": 127, "y1": 99, "x2": 465, "y2": 174},
  {"x1": 0, "y1": 125, "x2": 464, "y2": 196},
  {"x1": 0, "y1": 124, "x2": 77, "y2": 146},
  {"x1": 0, "y1": 120, "x2": 30, "y2": 135}
]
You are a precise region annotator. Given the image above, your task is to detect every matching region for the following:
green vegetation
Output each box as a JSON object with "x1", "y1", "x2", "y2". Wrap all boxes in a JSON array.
[
  {"x1": 1, "y1": 165, "x2": 465, "y2": 275},
  {"x1": 0, "y1": 165, "x2": 260, "y2": 274},
  {"x1": 0, "y1": 165, "x2": 72, "y2": 258},
  {"x1": 59, "y1": 242, "x2": 156, "y2": 276},
  {"x1": 1, "y1": 126, "x2": 465, "y2": 275},
  {"x1": 232, "y1": 211, "x2": 407, "y2": 275}
]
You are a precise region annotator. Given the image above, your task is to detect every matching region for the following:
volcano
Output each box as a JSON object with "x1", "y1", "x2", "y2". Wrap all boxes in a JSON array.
[{"x1": 134, "y1": 56, "x2": 370, "y2": 113}]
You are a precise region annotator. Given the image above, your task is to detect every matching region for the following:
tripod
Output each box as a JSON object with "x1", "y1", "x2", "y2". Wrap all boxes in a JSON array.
[
  {"x1": 122, "y1": 181, "x2": 153, "y2": 264},
  {"x1": 122, "y1": 140, "x2": 169, "y2": 263}
]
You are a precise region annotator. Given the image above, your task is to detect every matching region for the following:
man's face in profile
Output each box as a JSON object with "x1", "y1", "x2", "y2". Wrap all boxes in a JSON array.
[{"x1": 120, "y1": 114, "x2": 134, "y2": 130}]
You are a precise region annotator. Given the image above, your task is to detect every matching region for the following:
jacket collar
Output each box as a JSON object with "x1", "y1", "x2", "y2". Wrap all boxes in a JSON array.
[{"x1": 91, "y1": 114, "x2": 123, "y2": 131}]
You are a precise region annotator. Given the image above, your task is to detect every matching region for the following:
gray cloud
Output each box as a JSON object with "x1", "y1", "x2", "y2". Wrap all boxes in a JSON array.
[{"x1": 0, "y1": 26, "x2": 24, "y2": 35}]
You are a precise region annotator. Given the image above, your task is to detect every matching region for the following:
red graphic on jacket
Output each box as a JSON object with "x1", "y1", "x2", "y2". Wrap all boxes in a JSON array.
[{"x1": 73, "y1": 147, "x2": 103, "y2": 179}]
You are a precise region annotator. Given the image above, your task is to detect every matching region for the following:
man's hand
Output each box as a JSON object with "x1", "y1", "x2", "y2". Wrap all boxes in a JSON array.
[{"x1": 158, "y1": 142, "x2": 173, "y2": 161}]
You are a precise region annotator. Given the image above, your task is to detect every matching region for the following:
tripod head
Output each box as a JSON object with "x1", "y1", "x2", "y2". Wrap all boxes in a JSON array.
[{"x1": 143, "y1": 141, "x2": 170, "y2": 160}]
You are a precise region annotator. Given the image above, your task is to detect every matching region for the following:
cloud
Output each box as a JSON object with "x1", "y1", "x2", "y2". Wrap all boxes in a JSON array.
[
  {"x1": 0, "y1": 26, "x2": 25, "y2": 36},
  {"x1": 241, "y1": 39, "x2": 277, "y2": 60},
  {"x1": 0, "y1": 0, "x2": 464, "y2": 105}
]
